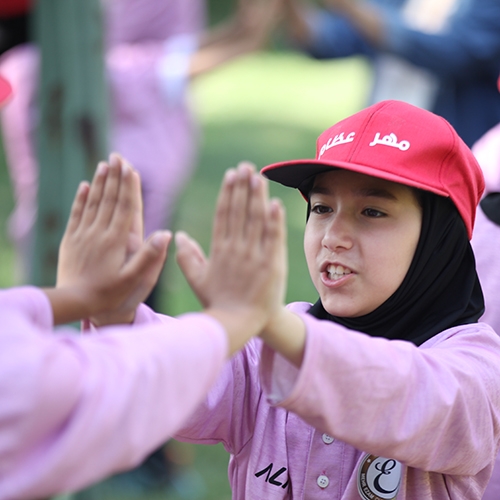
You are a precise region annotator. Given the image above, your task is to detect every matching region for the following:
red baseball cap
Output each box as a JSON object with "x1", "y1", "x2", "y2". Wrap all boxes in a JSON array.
[
  {"x1": 262, "y1": 100, "x2": 484, "y2": 239},
  {"x1": 0, "y1": 75, "x2": 13, "y2": 107}
]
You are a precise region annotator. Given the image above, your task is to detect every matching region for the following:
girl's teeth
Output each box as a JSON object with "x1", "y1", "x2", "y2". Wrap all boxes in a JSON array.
[{"x1": 327, "y1": 265, "x2": 352, "y2": 280}]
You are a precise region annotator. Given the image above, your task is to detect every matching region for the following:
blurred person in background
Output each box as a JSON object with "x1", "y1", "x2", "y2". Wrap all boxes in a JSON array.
[
  {"x1": 278, "y1": 0, "x2": 500, "y2": 147},
  {"x1": 0, "y1": 0, "x2": 277, "y2": 298},
  {"x1": 0, "y1": 0, "x2": 32, "y2": 280}
]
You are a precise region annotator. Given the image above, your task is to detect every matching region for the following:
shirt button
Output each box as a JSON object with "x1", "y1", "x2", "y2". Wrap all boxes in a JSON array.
[
  {"x1": 322, "y1": 433, "x2": 334, "y2": 444},
  {"x1": 317, "y1": 475, "x2": 330, "y2": 489}
]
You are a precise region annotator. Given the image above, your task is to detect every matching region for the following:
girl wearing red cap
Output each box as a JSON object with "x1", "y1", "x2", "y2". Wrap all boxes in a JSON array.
[{"x1": 171, "y1": 99, "x2": 500, "y2": 499}]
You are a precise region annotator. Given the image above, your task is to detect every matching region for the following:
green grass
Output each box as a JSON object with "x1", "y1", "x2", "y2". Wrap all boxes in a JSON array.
[
  {"x1": 0, "y1": 51, "x2": 371, "y2": 499},
  {"x1": 0, "y1": 130, "x2": 15, "y2": 287}
]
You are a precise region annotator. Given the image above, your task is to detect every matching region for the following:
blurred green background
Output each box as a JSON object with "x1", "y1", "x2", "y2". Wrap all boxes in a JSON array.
[{"x1": 0, "y1": 1, "x2": 372, "y2": 497}]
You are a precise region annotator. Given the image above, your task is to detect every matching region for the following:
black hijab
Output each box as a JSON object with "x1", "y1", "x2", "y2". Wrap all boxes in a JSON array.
[{"x1": 308, "y1": 192, "x2": 485, "y2": 346}]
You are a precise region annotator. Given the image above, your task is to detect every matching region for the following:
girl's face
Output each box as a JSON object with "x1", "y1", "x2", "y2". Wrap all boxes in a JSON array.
[{"x1": 304, "y1": 170, "x2": 422, "y2": 318}]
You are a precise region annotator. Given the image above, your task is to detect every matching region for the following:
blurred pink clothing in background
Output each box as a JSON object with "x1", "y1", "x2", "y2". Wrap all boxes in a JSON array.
[{"x1": 0, "y1": 0, "x2": 205, "y2": 282}]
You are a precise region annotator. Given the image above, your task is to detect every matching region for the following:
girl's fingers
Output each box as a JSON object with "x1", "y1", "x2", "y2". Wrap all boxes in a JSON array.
[
  {"x1": 65, "y1": 181, "x2": 90, "y2": 234},
  {"x1": 227, "y1": 162, "x2": 254, "y2": 239},
  {"x1": 121, "y1": 231, "x2": 172, "y2": 300},
  {"x1": 109, "y1": 160, "x2": 140, "y2": 237},
  {"x1": 125, "y1": 170, "x2": 145, "y2": 254},
  {"x1": 176, "y1": 231, "x2": 209, "y2": 304},
  {"x1": 131, "y1": 169, "x2": 143, "y2": 215},
  {"x1": 263, "y1": 199, "x2": 285, "y2": 259},
  {"x1": 127, "y1": 231, "x2": 171, "y2": 277},
  {"x1": 80, "y1": 162, "x2": 108, "y2": 227},
  {"x1": 212, "y1": 168, "x2": 237, "y2": 245},
  {"x1": 245, "y1": 173, "x2": 267, "y2": 247},
  {"x1": 94, "y1": 155, "x2": 124, "y2": 228}
]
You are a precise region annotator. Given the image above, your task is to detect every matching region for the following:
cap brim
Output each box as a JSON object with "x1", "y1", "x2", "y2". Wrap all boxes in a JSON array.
[
  {"x1": 0, "y1": 75, "x2": 13, "y2": 106},
  {"x1": 262, "y1": 159, "x2": 450, "y2": 199}
]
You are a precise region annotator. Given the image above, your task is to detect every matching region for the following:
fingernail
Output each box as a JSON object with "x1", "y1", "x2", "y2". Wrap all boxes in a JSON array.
[
  {"x1": 174, "y1": 230, "x2": 187, "y2": 245},
  {"x1": 77, "y1": 181, "x2": 88, "y2": 194},
  {"x1": 251, "y1": 174, "x2": 261, "y2": 190},
  {"x1": 225, "y1": 169, "x2": 237, "y2": 185},
  {"x1": 238, "y1": 161, "x2": 255, "y2": 172},
  {"x1": 151, "y1": 231, "x2": 170, "y2": 250},
  {"x1": 109, "y1": 153, "x2": 120, "y2": 167},
  {"x1": 237, "y1": 163, "x2": 251, "y2": 179},
  {"x1": 97, "y1": 162, "x2": 108, "y2": 175},
  {"x1": 270, "y1": 198, "x2": 282, "y2": 215}
]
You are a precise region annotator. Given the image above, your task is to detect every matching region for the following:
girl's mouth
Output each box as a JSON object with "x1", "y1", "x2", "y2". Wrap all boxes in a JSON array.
[{"x1": 326, "y1": 264, "x2": 353, "y2": 281}]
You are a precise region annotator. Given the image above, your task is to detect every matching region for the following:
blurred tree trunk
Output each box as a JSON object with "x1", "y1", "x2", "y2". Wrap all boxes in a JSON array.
[{"x1": 31, "y1": 0, "x2": 108, "y2": 286}]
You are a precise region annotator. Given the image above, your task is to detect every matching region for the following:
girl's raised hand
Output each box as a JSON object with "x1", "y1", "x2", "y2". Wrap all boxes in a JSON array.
[
  {"x1": 176, "y1": 162, "x2": 288, "y2": 354},
  {"x1": 50, "y1": 154, "x2": 171, "y2": 326}
]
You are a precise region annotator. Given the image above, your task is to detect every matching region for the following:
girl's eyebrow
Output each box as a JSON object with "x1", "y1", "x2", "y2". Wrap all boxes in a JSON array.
[
  {"x1": 355, "y1": 187, "x2": 398, "y2": 201},
  {"x1": 308, "y1": 186, "x2": 331, "y2": 197},
  {"x1": 309, "y1": 185, "x2": 399, "y2": 201}
]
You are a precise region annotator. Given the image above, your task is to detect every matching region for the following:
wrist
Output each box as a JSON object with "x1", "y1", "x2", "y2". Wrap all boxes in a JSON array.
[
  {"x1": 204, "y1": 306, "x2": 267, "y2": 356},
  {"x1": 89, "y1": 309, "x2": 136, "y2": 327},
  {"x1": 43, "y1": 286, "x2": 93, "y2": 326},
  {"x1": 260, "y1": 308, "x2": 306, "y2": 368}
]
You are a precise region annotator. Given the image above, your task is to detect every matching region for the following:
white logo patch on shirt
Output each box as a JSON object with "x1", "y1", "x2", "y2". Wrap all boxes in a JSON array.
[{"x1": 357, "y1": 454, "x2": 402, "y2": 500}]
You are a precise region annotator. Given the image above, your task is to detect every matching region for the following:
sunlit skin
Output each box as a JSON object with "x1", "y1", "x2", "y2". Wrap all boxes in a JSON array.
[{"x1": 304, "y1": 170, "x2": 422, "y2": 318}]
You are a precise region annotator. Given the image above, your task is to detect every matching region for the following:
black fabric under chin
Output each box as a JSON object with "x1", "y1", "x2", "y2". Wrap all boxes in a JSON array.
[
  {"x1": 480, "y1": 192, "x2": 500, "y2": 226},
  {"x1": 308, "y1": 192, "x2": 484, "y2": 346}
]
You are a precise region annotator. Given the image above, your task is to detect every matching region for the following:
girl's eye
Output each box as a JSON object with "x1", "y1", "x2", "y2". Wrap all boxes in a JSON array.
[
  {"x1": 311, "y1": 204, "x2": 331, "y2": 214},
  {"x1": 362, "y1": 208, "x2": 386, "y2": 218}
]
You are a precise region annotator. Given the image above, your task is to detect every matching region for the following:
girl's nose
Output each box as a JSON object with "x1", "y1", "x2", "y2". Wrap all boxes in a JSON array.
[{"x1": 322, "y1": 214, "x2": 354, "y2": 251}]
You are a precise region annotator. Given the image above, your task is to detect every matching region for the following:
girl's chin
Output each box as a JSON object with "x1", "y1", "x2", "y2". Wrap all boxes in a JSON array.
[{"x1": 321, "y1": 297, "x2": 375, "y2": 318}]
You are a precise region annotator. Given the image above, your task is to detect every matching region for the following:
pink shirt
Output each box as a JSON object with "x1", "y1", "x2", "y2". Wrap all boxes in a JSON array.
[
  {"x1": 138, "y1": 303, "x2": 500, "y2": 499},
  {"x1": 0, "y1": 287, "x2": 227, "y2": 499}
]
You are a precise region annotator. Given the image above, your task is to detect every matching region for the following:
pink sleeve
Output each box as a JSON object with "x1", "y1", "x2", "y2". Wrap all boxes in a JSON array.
[
  {"x1": 260, "y1": 312, "x2": 500, "y2": 476},
  {"x1": 0, "y1": 286, "x2": 54, "y2": 330},
  {"x1": 173, "y1": 339, "x2": 264, "y2": 455},
  {"x1": 0, "y1": 290, "x2": 228, "y2": 499},
  {"x1": 129, "y1": 307, "x2": 264, "y2": 453}
]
